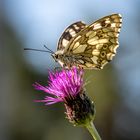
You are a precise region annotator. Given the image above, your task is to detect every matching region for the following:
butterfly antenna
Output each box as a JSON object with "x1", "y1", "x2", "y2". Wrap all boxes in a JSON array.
[
  {"x1": 44, "y1": 45, "x2": 54, "y2": 54},
  {"x1": 24, "y1": 48, "x2": 53, "y2": 54}
]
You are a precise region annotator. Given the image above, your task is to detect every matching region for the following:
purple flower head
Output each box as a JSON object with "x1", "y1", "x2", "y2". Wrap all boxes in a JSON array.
[
  {"x1": 34, "y1": 66, "x2": 95, "y2": 126},
  {"x1": 33, "y1": 67, "x2": 84, "y2": 105}
]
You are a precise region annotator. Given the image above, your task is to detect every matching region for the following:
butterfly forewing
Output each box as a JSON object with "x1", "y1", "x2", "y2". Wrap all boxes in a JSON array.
[
  {"x1": 57, "y1": 21, "x2": 86, "y2": 50},
  {"x1": 64, "y1": 14, "x2": 122, "y2": 69}
]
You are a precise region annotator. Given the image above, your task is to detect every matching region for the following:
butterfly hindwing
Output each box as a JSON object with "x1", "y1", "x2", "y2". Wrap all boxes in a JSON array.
[{"x1": 65, "y1": 14, "x2": 122, "y2": 69}]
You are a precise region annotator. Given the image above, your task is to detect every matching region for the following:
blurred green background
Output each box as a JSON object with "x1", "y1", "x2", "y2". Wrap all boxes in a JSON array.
[{"x1": 1, "y1": 0, "x2": 140, "y2": 140}]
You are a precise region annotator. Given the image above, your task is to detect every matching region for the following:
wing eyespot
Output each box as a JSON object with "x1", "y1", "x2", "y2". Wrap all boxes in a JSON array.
[
  {"x1": 102, "y1": 44, "x2": 108, "y2": 50},
  {"x1": 100, "y1": 51, "x2": 106, "y2": 58}
]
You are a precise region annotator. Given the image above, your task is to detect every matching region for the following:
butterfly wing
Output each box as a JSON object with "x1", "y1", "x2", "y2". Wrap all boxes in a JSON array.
[
  {"x1": 65, "y1": 14, "x2": 122, "y2": 69},
  {"x1": 57, "y1": 21, "x2": 86, "y2": 50}
]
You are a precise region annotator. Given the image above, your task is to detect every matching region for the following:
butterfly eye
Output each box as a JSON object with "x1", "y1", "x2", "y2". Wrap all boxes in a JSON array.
[
  {"x1": 55, "y1": 54, "x2": 59, "y2": 59},
  {"x1": 51, "y1": 54, "x2": 58, "y2": 62}
]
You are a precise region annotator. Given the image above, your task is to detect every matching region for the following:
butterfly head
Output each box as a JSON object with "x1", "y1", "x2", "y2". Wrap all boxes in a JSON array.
[
  {"x1": 51, "y1": 53, "x2": 59, "y2": 62},
  {"x1": 51, "y1": 50, "x2": 64, "y2": 62}
]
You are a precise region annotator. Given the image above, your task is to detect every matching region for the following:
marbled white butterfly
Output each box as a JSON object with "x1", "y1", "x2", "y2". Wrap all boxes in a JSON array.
[{"x1": 25, "y1": 14, "x2": 122, "y2": 70}]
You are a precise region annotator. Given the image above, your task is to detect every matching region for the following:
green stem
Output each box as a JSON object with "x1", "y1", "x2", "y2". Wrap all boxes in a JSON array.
[{"x1": 85, "y1": 121, "x2": 101, "y2": 140}]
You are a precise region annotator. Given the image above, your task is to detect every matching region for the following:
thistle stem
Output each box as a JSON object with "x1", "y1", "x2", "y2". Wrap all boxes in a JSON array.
[{"x1": 85, "y1": 121, "x2": 101, "y2": 140}]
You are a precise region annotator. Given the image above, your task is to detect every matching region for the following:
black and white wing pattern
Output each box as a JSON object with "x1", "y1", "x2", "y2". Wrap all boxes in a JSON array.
[
  {"x1": 63, "y1": 14, "x2": 122, "y2": 69},
  {"x1": 57, "y1": 21, "x2": 86, "y2": 50}
]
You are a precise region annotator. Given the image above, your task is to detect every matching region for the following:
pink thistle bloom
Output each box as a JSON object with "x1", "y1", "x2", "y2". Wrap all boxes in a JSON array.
[
  {"x1": 33, "y1": 67, "x2": 84, "y2": 105},
  {"x1": 34, "y1": 67, "x2": 95, "y2": 126}
]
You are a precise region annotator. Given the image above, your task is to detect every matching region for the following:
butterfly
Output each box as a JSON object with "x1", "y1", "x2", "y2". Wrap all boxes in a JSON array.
[{"x1": 25, "y1": 14, "x2": 122, "y2": 70}]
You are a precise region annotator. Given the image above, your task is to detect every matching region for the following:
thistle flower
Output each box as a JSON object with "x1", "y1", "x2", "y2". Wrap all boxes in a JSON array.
[{"x1": 34, "y1": 67, "x2": 101, "y2": 140}]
